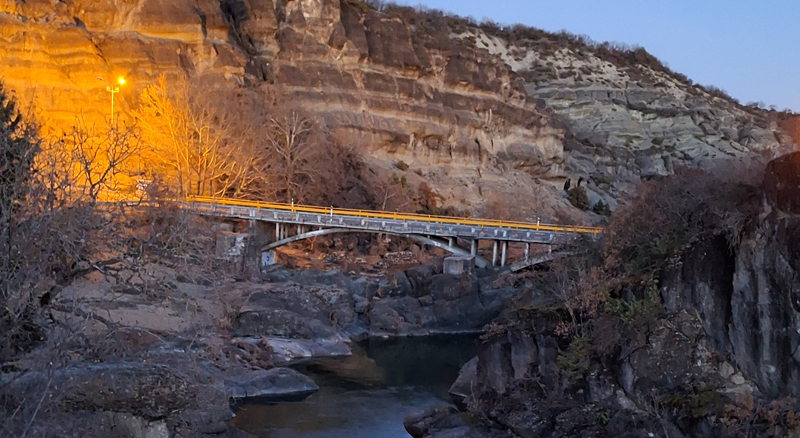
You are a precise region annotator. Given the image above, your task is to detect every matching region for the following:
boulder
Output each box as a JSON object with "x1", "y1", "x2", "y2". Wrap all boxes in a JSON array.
[
  {"x1": 1, "y1": 362, "x2": 232, "y2": 429},
  {"x1": 449, "y1": 356, "x2": 477, "y2": 409},
  {"x1": 262, "y1": 337, "x2": 352, "y2": 365},
  {"x1": 224, "y1": 367, "x2": 319, "y2": 400}
]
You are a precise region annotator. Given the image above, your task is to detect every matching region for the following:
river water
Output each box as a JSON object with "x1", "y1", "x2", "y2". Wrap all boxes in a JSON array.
[{"x1": 231, "y1": 335, "x2": 479, "y2": 438}]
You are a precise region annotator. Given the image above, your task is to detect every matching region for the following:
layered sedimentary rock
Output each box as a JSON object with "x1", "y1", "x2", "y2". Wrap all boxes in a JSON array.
[
  {"x1": 452, "y1": 29, "x2": 791, "y2": 206},
  {"x1": 0, "y1": 0, "x2": 790, "y2": 218}
]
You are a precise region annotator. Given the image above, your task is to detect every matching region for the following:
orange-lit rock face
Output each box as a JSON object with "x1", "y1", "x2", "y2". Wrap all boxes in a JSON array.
[
  {"x1": 0, "y1": 0, "x2": 243, "y2": 131},
  {"x1": 0, "y1": 0, "x2": 557, "y2": 162},
  {"x1": 0, "y1": 0, "x2": 569, "y2": 217}
]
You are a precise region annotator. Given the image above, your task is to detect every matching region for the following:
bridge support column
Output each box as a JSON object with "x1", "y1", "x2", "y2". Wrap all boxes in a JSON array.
[
  {"x1": 524, "y1": 243, "x2": 530, "y2": 262},
  {"x1": 448, "y1": 237, "x2": 455, "y2": 248},
  {"x1": 492, "y1": 241, "x2": 498, "y2": 267},
  {"x1": 471, "y1": 239, "x2": 477, "y2": 256},
  {"x1": 275, "y1": 223, "x2": 280, "y2": 241},
  {"x1": 501, "y1": 241, "x2": 508, "y2": 267}
]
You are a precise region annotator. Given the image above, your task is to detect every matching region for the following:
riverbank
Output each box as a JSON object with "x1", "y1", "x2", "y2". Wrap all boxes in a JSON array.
[{"x1": 1, "y1": 247, "x2": 516, "y2": 437}]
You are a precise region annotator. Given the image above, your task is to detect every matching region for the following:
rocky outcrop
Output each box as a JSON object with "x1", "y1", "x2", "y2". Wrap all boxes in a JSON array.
[
  {"x1": 236, "y1": 266, "x2": 516, "y2": 364},
  {"x1": 223, "y1": 367, "x2": 318, "y2": 400},
  {"x1": 457, "y1": 30, "x2": 790, "y2": 208},
  {"x1": 412, "y1": 310, "x2": 760, "y2": 438},
  {"x1": 404, "y1": 406, "x2": 506, "y2": 438},
  {"x1": 664, "y1": 214, "x2": 800, "y2": 399},
  {"x1": 658, "y1": 156, "x2": 800, "y2": 399},
  {"x1": 1, "y1": 361, "x2": 240, "y2": 437}
]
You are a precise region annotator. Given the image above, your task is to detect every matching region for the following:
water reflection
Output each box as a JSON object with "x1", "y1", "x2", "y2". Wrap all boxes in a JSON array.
[{"x1": 232, "y1": 335, "x2": 479, "y2": 438}]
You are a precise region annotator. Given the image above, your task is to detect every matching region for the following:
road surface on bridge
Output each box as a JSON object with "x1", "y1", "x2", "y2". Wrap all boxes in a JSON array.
[{"x1": 185, "y1": 195, "x2": 600, "y2": 252}]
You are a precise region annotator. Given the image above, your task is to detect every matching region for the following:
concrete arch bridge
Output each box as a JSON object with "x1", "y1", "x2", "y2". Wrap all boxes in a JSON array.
[{"x1": 185, "y1": 196, "x2": 602, "y2": 269}]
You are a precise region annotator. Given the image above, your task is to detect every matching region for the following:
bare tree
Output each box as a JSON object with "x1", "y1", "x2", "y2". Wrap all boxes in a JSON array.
[
  {"x1": 264, "y1": 112, "x2": 321, "y2": 203},
  {"x1": 373, "y1": 175, "x2": 413, "y2": 211},
  {"x1": 66, "y1": 117, "x2": 140, "y2": 202},
  {"x1": 134, "y1": 75, "x2": 253, "y2": 198}
]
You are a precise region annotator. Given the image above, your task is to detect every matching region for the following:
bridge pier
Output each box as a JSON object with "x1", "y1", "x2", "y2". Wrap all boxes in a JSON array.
[
  {"x1": 524, "y1": 243, "x2": 530, "y2": 262},
  {"x1": 448, "y1": 237, "x2": 455, "y2": 248},
  {"x1": 501, "y1": 241, "x2": 508, "y2": 267},
  {"x1": 492, "y1": 241, "x2": 498, "y2": 266},
  {"x1": 471, "y1": 239, "x2": 477, "y2": 256}
]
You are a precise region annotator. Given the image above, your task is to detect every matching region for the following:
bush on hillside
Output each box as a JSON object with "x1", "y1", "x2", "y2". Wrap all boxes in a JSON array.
[
  {"x1": 567, "y1": 186, "x2": 589, "y2": 210},
  {"x1": 603, "y1": 163, "x2": 763, "y2": 280},
  {"x1": 592, "y1": 199, "x2": 611, "y2": 216}
]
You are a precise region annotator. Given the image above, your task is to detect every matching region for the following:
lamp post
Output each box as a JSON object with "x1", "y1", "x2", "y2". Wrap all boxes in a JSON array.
[{"x1": 106, "y1": 77, "x2": 125, "y2": 124}]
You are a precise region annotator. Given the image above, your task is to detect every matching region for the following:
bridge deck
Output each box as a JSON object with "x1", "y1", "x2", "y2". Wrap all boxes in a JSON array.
[{"x1": 187, "y1": 196, "x2": 601, "y2": 245}]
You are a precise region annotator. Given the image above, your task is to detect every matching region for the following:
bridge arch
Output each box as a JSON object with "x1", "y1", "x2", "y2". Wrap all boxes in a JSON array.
[{"x1": 260, "y1": 227, "x2": 491, "y2": 268}]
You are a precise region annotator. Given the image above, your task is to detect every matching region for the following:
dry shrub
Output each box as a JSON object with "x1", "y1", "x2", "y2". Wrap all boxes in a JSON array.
[
  {"x1": 604, "y1": 162, "x2": 764, "y2": 281},
  {"x1": 416, "y1": 182, "x2": 469, "y2": 217},
  {"x1": 567, "y1": 186, "x2": 589, "y2": 211},
  {"x1": 719, "y1": 393, "x2": 800, "y2": 437},
  {"x1": 522, "y1": 158, "x2": 769, "y2": 382}
]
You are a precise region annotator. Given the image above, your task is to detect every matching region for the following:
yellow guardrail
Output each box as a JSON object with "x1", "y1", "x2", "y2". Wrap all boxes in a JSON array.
[{"x1": 186, "y1": 196, "x2": 603, "y2": 236}]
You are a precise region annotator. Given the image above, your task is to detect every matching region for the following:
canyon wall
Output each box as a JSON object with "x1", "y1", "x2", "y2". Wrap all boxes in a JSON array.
[{"x1": 0, "y1": 0, "x2": 790, "y2": 219}]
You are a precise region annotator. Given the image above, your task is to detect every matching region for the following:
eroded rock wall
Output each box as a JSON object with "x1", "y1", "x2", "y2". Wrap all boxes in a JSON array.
[
  {"x1": 454, "y1": 30, "x2": 791, "y2": 207},
  {"x1": 0, "y1": 0, "x2": 789, "y2": 218},
  {"x1": 661, "y1": 153, "x2": 800, "y2": 398}
]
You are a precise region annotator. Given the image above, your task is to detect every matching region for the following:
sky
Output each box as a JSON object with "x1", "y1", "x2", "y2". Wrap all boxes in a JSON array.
[{"x1": 393, "y1": 0, "x2": 800, "y2": 112}]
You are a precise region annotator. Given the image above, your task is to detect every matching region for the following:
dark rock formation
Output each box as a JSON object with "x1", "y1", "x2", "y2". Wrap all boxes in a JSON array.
[
  {"x1": 660, "y1": 154, "x2": 800, "y2": 398},
  {"x1": 415, "y1": 310, "x2": 753, "y2": 438},
  {"x1": 235, "y1": 266, "x2": 516, "y2": 364},
  {"x1": 1, "y1": 361, "x2": 238, "y2": 437},
  {"x1": 664, "y1": 214, "x2": 800, "y2": 398},
  {"x1": 404, "y1": 406, "x2": 506, "y2": 438},
  {"x1": 424, "y1": 154, "x2": 800, "y2": 438},
  {"x1": 764, "y1": 151, "x2": 800, "y2": 214},
  {"x1": 223, "y1": 367, "x2": 318, "y2": 400}
]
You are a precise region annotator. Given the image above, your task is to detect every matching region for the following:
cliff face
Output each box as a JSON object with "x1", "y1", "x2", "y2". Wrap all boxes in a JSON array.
[
  {"x1": 662, "y1": 152, "x2": 800, "y2": 398},
  {"x1": 0, "y1": 0, "x2": 790, "y2": 218},
  {"x1": 453, "y1": 28, "x2": 790, "y2": 206},
  {"x1": 407, "y1": 156, "x2": 800, "y2": 438}
]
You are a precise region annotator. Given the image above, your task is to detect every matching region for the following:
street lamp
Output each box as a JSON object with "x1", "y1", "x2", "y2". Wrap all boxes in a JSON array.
[{"x1": 106, "y1": 77, "x2": 125, "y2": 124}]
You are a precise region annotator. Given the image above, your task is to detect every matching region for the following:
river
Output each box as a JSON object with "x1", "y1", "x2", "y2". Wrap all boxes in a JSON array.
[{"x1": 231, "y1": 334, "x2": 479, "y2": 438}]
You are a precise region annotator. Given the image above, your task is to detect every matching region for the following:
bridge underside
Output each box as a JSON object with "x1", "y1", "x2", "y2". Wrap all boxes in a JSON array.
[{"x1": 260, "y1": 227, "x2": 493, "y2": 269}]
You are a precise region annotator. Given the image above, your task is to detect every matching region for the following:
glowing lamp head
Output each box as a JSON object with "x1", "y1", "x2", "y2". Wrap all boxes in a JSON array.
[{"x1": 118, "y1": 77, "x2": 125, "y2": 85}]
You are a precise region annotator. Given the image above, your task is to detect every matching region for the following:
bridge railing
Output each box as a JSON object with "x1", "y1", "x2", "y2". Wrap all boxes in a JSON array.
[{"x1": 186, "y1": 196, "x2": 603, "y2": 236}]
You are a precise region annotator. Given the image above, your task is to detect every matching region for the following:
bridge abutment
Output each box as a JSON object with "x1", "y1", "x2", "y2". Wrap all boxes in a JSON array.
[{"x1": 443, "y1": 255, "x2": 475, "y2": 275}]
